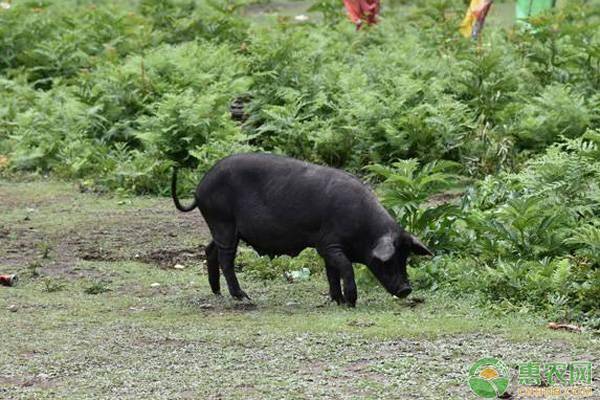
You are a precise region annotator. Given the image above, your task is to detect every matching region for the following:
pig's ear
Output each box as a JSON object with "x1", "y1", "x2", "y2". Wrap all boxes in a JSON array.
[
  {"x1": 410, "y1": 235, "x2": 433, "y2": 256},
  {"x1": 372, "y1": 235, "x2": 395, "y2": 262}
]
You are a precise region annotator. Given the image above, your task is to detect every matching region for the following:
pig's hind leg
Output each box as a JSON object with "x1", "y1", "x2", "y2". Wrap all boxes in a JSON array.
[
  {"x1": 210, "y1": 221, "x2": 250, "y2": 301},
  {"x1": 205, "y1": 241, "x2": 221, "y2": 295}
]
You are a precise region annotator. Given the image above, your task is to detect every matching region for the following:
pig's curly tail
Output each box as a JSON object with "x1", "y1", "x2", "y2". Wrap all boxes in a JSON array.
[{"x1": 171, "y1": 166, "x2": 197, "y2": 212}]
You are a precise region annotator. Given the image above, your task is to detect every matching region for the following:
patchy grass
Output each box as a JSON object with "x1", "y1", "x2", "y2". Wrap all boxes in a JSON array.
[{"x1": 1, "y1": 179, "x2": 598, "y2": 399}]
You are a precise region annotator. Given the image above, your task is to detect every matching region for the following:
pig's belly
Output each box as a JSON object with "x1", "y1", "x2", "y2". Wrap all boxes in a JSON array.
[{"x1": 236, "y1": 218, "x2": 317, "y2": 258}]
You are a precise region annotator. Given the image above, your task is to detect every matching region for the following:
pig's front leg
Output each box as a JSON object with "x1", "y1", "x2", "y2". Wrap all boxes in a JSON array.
[
  {"x1": 321, "y1": 248, "x2": 357, "y2": 307},
  {"x1": 325, "y1": 264, "x2": 344, "y2": 304}
]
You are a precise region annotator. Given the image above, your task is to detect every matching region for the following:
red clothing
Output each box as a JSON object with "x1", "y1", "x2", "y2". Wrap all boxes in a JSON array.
[{"x1": 343, "y1": 0, "x2": 380, "y2": 29}]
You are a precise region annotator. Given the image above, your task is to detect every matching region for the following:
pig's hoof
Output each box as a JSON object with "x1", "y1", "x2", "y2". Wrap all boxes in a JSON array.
[{"x1": 232, "y1": 290, "x2": 251, "y2": 301}]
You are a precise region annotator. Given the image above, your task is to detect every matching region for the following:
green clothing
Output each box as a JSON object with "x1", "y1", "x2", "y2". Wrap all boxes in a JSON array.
[{"x1": 516, "y1": 0, "x2": 556, "y2": 19}]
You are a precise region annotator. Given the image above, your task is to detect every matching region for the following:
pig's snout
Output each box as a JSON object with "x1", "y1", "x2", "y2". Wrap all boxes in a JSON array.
[{"x1": 395, "y1": 283, "x2": 412, "y2": 298}]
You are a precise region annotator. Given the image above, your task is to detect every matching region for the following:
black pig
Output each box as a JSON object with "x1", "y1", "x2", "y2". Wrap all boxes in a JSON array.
[{"x1": 172, "y1": 153, "x2": 432, "y2": 306}]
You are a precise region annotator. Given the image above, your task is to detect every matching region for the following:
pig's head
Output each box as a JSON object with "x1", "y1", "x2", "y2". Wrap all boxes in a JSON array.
[{"x1": 367, "y1": 231, "x2": 432, "y2": 298}]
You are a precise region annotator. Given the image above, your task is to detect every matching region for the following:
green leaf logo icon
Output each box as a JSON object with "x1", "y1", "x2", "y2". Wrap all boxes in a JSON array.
[{"x1": 468, "y1": 357, "x2": 510, "y2": 398}]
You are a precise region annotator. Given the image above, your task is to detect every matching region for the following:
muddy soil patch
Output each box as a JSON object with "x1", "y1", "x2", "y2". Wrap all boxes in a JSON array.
[{"x1": 140, "y1": 246, "x2": 206, "y2": 268}]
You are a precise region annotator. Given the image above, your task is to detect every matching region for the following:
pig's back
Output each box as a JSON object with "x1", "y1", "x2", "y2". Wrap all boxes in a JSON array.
[{"x1": 195, "y1": 153, "x2": 377, "y2": 254}]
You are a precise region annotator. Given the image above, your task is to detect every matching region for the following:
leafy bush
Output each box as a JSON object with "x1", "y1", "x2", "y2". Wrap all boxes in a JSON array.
[
  {"x1": 412, "y1": 255, "x2": 600, "y2": 327},
  {"x1": 3, "y1": 0, "x2": 599, "y2": 187},
  {"x1": 237, "y1": 248, "x2": 323, "y2": 281},
  {"x1": 415, "y1": 134, "x2": 600, "y2": 325},
  {"x1": 367, "y1": 159, "x2": 464, "y2": 251},
  {"x1": 513, "y1": 84, "x2": 592, "y2": 149}
]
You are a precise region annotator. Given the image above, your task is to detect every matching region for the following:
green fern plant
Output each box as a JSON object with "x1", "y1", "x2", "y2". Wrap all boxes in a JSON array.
[
  {"x1": 564, "y1": 222, "x2": 600, "y2": 264},
  {"x1": 367, "y1": 159, "x2": 464, "y2": 248}
]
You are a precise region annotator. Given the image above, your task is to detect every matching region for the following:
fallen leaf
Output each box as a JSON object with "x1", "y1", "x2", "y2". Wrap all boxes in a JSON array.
[{"x1": 547, "y1": 322, "x2": 582, "y2": 333}]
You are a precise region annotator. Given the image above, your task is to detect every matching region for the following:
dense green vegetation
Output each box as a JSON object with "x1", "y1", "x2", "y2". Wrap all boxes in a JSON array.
[{"x1": 1, "y1": 0, "x2": 598, "y2": 327}]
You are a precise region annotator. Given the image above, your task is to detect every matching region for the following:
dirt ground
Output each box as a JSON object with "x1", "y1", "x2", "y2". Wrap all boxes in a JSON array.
[
  {"x1": 1, "y1": 179, "x2": 598, "y2": 399},
  {"x1": 0, "y1": 179, "x2": 210, "y2": 276}
]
